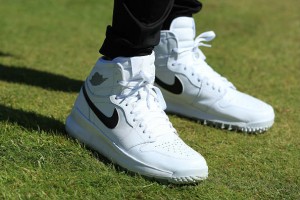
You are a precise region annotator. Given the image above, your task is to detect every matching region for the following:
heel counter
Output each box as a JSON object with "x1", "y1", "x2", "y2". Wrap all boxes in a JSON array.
[
  {"x1": 73, "y1": 88, "x2": 90, "y2": 119},
  {"x1": 154, "y1": 31, "x2": 177, "y2": 69}
]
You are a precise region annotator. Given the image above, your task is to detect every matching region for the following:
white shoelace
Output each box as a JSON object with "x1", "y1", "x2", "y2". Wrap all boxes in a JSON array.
[
  {"x1": 174, "y1": 31, "x2": 235, "y2": 90},
  {"x1": 116, "y1": 71, "x2": 176, "y2": 137},
  {"x1": 116, "y1": 71, "x2": 166, "y2": 110}
]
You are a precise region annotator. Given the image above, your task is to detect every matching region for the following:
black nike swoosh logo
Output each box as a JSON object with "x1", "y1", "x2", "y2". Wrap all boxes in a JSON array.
[
  {"x1": 82, "y1": 84, "x2": 118, "y2": 129},
  {"x1": 155, "y1": 76, "x2": 183, "y2": 94}
]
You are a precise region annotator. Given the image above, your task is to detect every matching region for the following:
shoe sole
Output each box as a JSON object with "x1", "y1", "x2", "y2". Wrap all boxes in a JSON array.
[
  {"x1": 65, "y1": 107, "x2": 208, "y2": 184},
  {"x1": 166, "y1": 102, "x2": 274, "y2": 133}
]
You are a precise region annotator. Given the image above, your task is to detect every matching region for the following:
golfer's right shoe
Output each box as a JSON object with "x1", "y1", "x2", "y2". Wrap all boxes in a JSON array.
[
  {"x1": 65, "y1": 52, "x2": 208, "y2": 184},
  {"x1": 154, "y1": 17, "x2": 275, "y2": 133}
]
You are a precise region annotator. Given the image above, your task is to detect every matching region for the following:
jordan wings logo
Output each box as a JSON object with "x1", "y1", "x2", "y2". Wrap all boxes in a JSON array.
[
  {"x1": 90, "y1": 72, "x2": 108, "y2": 86},
  {"x1": 82, "y1": 84, "x2": 118, "y2": 129},
  {"x1": 155, "y1": 76, "x2": 183, "y2": 94}
]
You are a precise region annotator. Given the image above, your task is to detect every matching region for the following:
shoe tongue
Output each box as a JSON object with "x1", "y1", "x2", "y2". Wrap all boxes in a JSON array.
[
  {"x1": 115, "y1": 53, "x2": 155, "y2": 82},
  {"x1": 115, "y1": 53, "x2": 157, "y2": 104},
  {"x1": 130, "y1": 55, "x2": 155, "y2": 79},
  {"x1": 170, "y1": 17, "x2": 196, "y2": 49}
]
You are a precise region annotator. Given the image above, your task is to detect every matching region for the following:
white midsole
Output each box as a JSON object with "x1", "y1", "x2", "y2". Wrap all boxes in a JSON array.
[
  {"x1": 65, "y1": 107, "x2": 208, "y2": 181},
  {"x1": 165, "y1": 101, "x2": 274, "y2": 129}
]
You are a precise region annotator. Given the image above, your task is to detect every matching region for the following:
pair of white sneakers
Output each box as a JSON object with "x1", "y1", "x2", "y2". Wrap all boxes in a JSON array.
[{"x1": 65, "y1": 17, "x2": 274, "y2": 184}]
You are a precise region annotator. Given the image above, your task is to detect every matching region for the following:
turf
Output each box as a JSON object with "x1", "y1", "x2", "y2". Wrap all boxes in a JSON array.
[{"x1": 0, "y1": 0, "x2": 299, "y2": 199}]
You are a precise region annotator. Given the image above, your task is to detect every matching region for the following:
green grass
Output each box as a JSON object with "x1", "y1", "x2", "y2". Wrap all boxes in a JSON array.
[{"x1": 0, "y1": 0, "x2": 299, "y2": 199}]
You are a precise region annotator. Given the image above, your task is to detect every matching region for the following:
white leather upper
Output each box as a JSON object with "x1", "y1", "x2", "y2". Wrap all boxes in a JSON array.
[
  {"x1": 154, "y1": 17, "x2": 274, "y2": 125},
  {"x1": 73, "y1": 52, "x2": 207, "y2": 172}
]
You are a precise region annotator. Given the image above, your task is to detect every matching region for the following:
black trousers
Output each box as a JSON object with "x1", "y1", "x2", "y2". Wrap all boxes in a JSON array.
[{"x1": 100, "y1": 0, "x2": 202, "y2": 59}]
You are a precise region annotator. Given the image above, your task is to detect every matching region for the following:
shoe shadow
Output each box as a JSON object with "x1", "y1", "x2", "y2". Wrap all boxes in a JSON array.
[
  {"x1": 0, "y1": 104, "x2": 139, "y2": 183},
  {"x1": 0, "y1": 51, "x2": 15, "y2": 57},
  {"x1": 0, "y1": 105, "x2": 171, "y2": 186},
  {"x1": 0, "y1": 104, "x2": 65, "y2": 134},
  {"x1": 0, "y1": 64, "x2": 83, "y2": 92}
]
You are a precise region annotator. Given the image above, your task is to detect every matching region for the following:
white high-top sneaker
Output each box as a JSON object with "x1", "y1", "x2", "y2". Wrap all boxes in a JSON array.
[
  {"x1": 65, "y1": 52, "x2": 208, "y2": 184},
  {"x1": 154, "y1": 17, "x2": 275, "y2": 133}
]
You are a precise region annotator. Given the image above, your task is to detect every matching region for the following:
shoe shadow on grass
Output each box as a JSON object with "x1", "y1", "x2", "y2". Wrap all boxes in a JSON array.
[
  {"x1": 0, "y1": 64, "x2": 83, "y2": 92},
  {"x1": 0, "y1": 104, "x2": 65, "y2": 134},
  {"x1": 0, "y1": 51, "x2": 15, "y2": 57},
  {"x1": 0, "y1": 105, "x2": 110, "y2": 170},
  {"x1": 0, "y1": 104, "x2": 107, "y2": 163}
]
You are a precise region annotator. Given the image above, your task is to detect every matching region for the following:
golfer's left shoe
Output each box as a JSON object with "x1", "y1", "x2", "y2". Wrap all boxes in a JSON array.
[
  {"x1": 154, "y1": 17, "x2": 275, "y2": 133},
  {"x1": 66, "y1": 52, "x2": 208, "y2": 184}
]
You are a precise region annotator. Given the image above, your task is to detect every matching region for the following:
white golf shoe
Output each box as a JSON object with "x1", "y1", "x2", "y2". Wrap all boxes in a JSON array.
[
  {"x1": 66, "y1": 52, "x2": 208, "y2": 184},
  {"x1": 154, "y1": 17, "x2": 275, "y2": 133}
]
